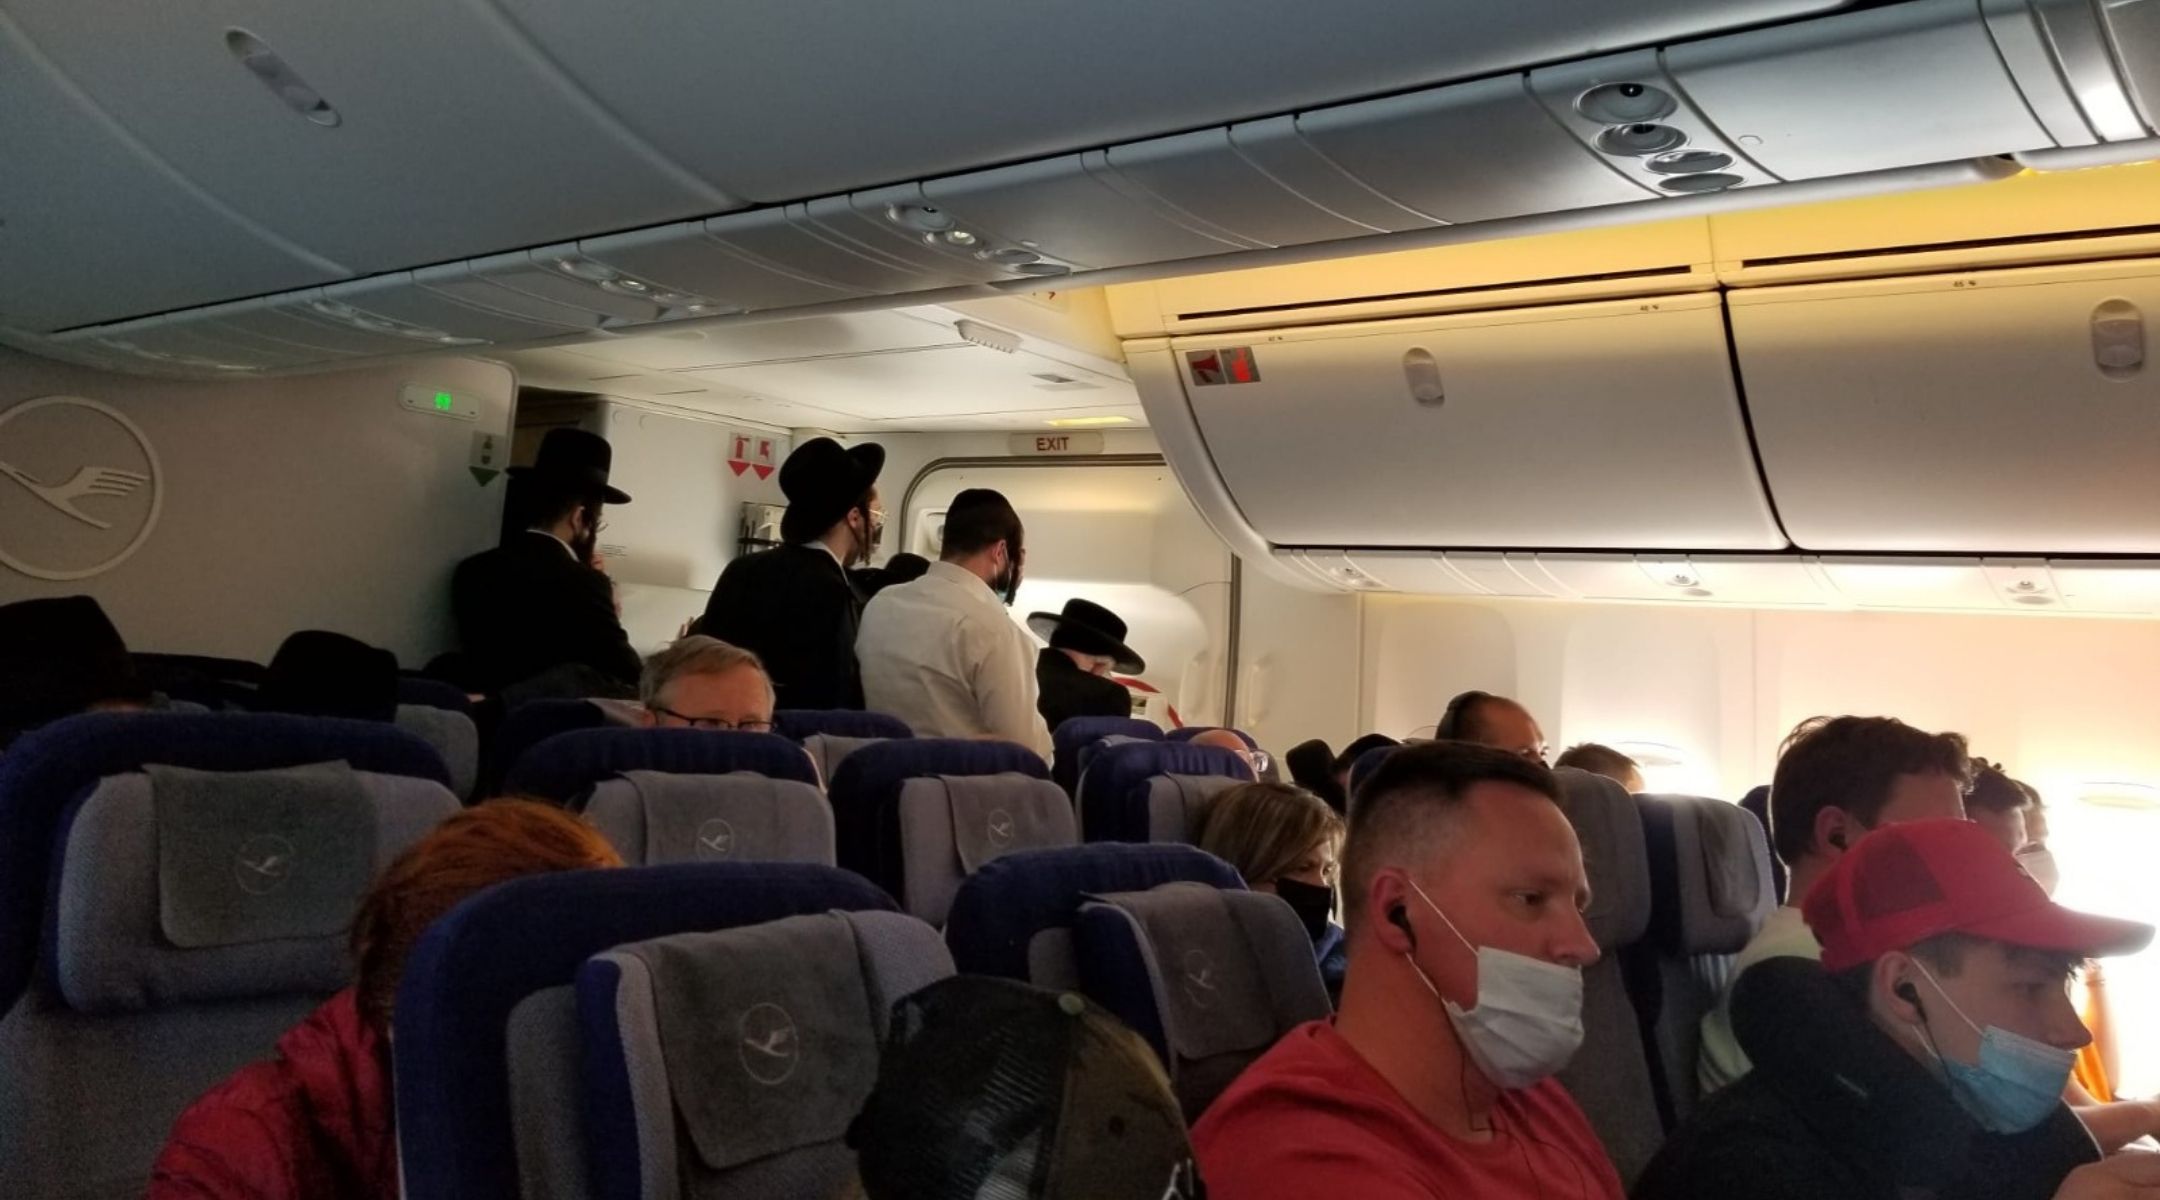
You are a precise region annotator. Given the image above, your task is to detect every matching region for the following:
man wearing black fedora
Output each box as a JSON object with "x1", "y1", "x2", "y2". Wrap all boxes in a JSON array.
[
  {"x1": 450, "y1": 427, "x2": 643, "y2": 694},
  {"x1": 699, "y1": 436, "x2": 885, "y2": 710},
  {"x1": 1030, "y1": 598, "x2": 1142, "y2": 734}
]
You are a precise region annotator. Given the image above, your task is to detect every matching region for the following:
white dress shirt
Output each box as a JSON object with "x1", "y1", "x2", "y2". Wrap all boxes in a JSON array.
[{"x1": 856, "y1": 561, "x2": 1051, "y2": 757}]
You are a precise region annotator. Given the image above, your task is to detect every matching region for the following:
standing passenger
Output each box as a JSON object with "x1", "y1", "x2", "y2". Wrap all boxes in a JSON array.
[
  {"x1": 1193, "y1": 742, "x2": 1622, "y2": 1199},
  {"x1": 450, "y1": 428, "x2": 641, "y2": 694},
  {"x1": 1029, "y1": 598, "x2": 1142, "y2": 733},
  {"x1": 700, "y1": 437, "x2": 884, "y2": 710},
  {"x1": 856, "y1": 489, "x2": 1049, "y2": 757}
]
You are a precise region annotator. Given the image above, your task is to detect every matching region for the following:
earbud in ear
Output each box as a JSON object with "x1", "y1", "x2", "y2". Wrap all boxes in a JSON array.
[
  {"x1": 1895, "y1": 981, "x2": 1921, "y2": 1005},
  {"x1": 1828, "y1": 829, "x2": 1848, "y2": 851},
  {"x1": 1389, "y1": 906, "x2": 1415, "y2": 942}
]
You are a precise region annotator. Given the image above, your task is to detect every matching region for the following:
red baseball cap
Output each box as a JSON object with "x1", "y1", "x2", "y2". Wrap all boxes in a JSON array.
[{"x1": 1805, "y1": 818, "x2": 2153, "y2": 973}]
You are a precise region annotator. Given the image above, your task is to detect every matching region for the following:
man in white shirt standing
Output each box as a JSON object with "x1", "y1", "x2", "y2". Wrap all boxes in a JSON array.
[{"x1": 856, "y1": 488, "x2": 1051, "y2": 758}]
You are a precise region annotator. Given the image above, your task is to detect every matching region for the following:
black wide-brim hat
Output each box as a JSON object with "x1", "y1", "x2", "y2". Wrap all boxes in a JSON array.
[
  {"x1": 506, "y1": 427, "x2": 631, "y2": 505},
  {"x1": 1027, "y1": 598, "x2": 1144, "y2": 674},
  {"x1": 0, "y1": 595, "x2": 149, "y2": 736},
  {"x1": 778, "y1": 437, "x2": 885, "y2": 544},
  {"x1": 256, "y1": 630, "x2": 400, "y2": 723}
]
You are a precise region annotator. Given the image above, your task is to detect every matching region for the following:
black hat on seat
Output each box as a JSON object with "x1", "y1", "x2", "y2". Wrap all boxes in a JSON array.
[
  {"x1": 778, "y1": 437, "x2": 885, "y2": 544},
  {"x1": 0, "y1": 595, "x2": 149, "y2": 740},
  {"x1": 1027, "y1": 599, "x2": 1144, "y2": 675},
  {"x1": 257, "y1": 630, "x2": 400, "y2": 723},
  {"x1": 506, "y1": 427, "x2": 630, "y2": 505}
]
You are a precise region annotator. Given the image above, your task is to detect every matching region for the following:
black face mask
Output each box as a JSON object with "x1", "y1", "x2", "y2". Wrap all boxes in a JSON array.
[
  {"x1": 994, "y1": 541, "x2": 1024, "y2": 607},
  {"x1": 1273, "y1": 878, "x2": 1335, "y2": 945}
]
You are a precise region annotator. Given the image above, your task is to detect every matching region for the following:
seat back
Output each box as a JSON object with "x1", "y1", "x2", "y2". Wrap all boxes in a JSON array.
[
  {"x1": 1074, "y1": 882, "x2": 1329, "y2": 1120},
  {"x1": 396, "y1": 703, "x2": 481, "y2": 801},
  {"x1": 775, "y1": 709, "x2": 912, "y2": 741},
  {"x1": 1637, "y1": 793, "x2": 1776, "y2": 1127},
  {"x1": 829, "y1": 739, "x2": 1067, "y2": 925},
  {"x1": 397, "y1": 676, "x2": 475, "y2": 714},
  {"x1": 945, "y1": 843, "x2": 1245, "y2": 989},
  {"x1": 484, "y1": 698, "x2": 626, "y2": 797},
  {"x1": 1548, "y1": 767, "x2": 1662, "y2": 1186},
  {"x1": 800, "y1": 733, "x2": 886, "y2": 785},
  {"x1": 506, "y1": 729, "x2": 830, "y2": 867},
  {"x1": 395, "y1": 862, "x2": 897, "y2": 1200},
  {"x1": 1077, "y1": 740, "x2": 1251, "y2": 844},
  {"x1": 578, "y1": 910, "x2": 952, "y2": 1200},
  {"x1": 1052, "y1": 716, "x2": 1161, "y2": 793},
  {"x1": 1737, "y1": 785, "x2": 1784, "y2": 903},
  {"x1": 0, "y1": 713, "x2": 455, "y2": 1200}
]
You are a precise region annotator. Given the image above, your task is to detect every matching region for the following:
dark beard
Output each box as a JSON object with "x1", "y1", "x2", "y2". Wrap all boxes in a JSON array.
[
  {"x1": 572, "y1": 527, "x2": 600, "y2": 566},
  {"x1": 995, "y1": 562, "x2": 1023, "y2": 607}
]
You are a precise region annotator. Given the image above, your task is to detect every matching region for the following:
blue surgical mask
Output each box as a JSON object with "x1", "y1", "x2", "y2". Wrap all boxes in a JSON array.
[{"x1": 1911, "y1": 961, "x2": 2076, "y2": 1134}]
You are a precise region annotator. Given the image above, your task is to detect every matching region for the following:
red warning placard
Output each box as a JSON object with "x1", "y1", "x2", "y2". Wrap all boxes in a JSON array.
[
  {"x1": 727, "y1": 432, "x2": 752, "y2": 477},
  {"x1": 1187, "y1": 347, "x2": 1258, "y2": 386},
  {"x1": 752, "y1": 437, "x2": 777, "y2": 481}
]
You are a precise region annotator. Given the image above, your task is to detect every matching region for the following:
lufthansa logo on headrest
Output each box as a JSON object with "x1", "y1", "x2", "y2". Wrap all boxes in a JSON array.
[
  {"x1": 233, "y1": 835, "x2": 298, "y2": 897},
  {"x1": 1179, "y1": 949, "x2": 1218, "y2": 1011},
  {"x1": 0, "y1": 395, "x2": 162, "y2": 582},
  {"x1": 986, "y1": 808, "x2": 1016, "y2": 849},
  {"x1": 738, "y1": 1002, "x2": 800, "y2": 1086},
  {"x1": 695, "y1": 818, "x2": 737, "y2": 860}
]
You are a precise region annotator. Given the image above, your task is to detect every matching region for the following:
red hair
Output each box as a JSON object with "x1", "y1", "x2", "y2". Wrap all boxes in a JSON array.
[{"x1": 349, "y1": 798, "x2": 621, "y2": 1029}]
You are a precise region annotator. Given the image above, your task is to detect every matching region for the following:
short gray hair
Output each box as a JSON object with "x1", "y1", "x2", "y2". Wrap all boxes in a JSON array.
[{"x1": 640, "y1": 636, "x2": 774, "y2": 707}]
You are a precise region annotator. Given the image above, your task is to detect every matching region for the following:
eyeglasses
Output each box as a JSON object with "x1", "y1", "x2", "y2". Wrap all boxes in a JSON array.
[
  {"x1": 1246, "y1": 750, "x2": 1275, "y2": 777},
  {"x1": 651, "y1": 707, "x2": 775, "y2": 733}
]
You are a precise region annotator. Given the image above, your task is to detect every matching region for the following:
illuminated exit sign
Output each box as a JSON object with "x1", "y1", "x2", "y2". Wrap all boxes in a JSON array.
[
  {"x1": 398, "y1": 382, "x2": 481, "y2": 422},
  {"x1": 1009, "y1": 431, "x2": 1105, "y2": 456}
]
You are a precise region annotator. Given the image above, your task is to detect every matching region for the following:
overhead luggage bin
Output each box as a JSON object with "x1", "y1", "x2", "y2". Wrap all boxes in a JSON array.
[
  {"x1": 1155, "y1": 293, "x2": 1786, "y2": 552},
  {"x1": 1732, "y1": 257, "x2": 2160, "y2": 554}
]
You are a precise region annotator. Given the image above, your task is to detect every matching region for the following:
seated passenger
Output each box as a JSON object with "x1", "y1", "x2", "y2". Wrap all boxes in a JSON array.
[
  {"x1": 856, "y1": 488, "x2": 1051, "y2": 756},
  {"x1": 1553, "y1": 743, "x2": 1644, "y2": 793},
  {"x1": 149, "y1": 801, "x2": 622, "y2": 1200},
  {"x1": 1193, "y1": 742, "x2": 1621, "y2": 1200},
  {"x1": 1189, "y1": 727, "x2": 1266, "y2": 780},
  {"x1": 1436, "y1": 691, "x2": 1547, "y2": 763},
  {"x1": 1284, "y1": 733, "x2": 1400, "y2": 815},
  {"x1": 849, "y1": 976, "x2": 1203, "y2": 1199},
  {"x1": 449, "y1": 428, "x2": 642, "y2": 695},
  {"x1": 1196, "y1": 782, "x2": 1347, "y2": 998},
  {"x1": 1967, "y1": 758, "x2": 2034, "y2": 855},
  {"x1": 1636, "y1": 819, "x2": 2157, "y2": 1200},
  {"x1": 0, "y1": 594, "x2": 151, "y2": 749},
  {"x1": 254, "y1": 630, "x2": 399, "y2": 723},
  {"x1": 1699, "y1": 715, "x2": 1971, "y2": 1094},
  {"x1": 636, "y1": 635, "x2": 777, "y2": 732},
  {"x1": 1029, "y1": 598, "x2": 1143, "y2": 733}
]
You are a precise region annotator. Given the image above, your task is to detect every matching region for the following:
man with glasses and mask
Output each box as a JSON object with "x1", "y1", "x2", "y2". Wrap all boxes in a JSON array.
[
  {"x1": 856, "y1": 488, "x2": 1051, "y2": 757},
  {"x1": 1194, "y1": 741, "x2": 1623, "y2": 1200},
  {"x1": 1636, "y1": 819, "x2": 2160, "y2": 1200},
  {"x1": 636, "y1": 635, "x2": 776, "y2": 733},
  {"x1": 701, "y1": 437, "x2": 885, "y2": 710}
]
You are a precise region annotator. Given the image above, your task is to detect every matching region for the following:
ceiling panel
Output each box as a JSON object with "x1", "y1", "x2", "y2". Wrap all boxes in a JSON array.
[{"x1": 676, "y1": 344, "x2": 1133, "y2": 420}]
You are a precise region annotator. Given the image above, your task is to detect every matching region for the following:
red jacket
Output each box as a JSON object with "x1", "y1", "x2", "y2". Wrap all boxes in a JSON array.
[{"x1": 149, "y1": 989, "x2": 398, "y2": 1200}]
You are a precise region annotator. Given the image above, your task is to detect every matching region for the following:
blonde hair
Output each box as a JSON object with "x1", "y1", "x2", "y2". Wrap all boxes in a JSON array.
[
  {"x1": 1196, "y1": 782, "x2": 1344, "y2": 887},
  {"x1": 640, "y1": 635, "x2": 774, "y2": 707}
]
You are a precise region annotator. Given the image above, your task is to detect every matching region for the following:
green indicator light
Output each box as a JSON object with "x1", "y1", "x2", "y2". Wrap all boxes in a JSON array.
[{"x1": 434, "y1": 392, "x2": 454, "y2": 411}]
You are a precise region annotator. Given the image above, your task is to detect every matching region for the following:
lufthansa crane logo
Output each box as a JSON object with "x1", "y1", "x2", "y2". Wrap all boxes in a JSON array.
[
  {"x1": 695, "y1": 818, "x2": 737, "y2": 860},
  {"x1": 234, "y1": 835, "x2": 299, "y2": 897},
  {"x1": 737, "y1": 1002, "x2": 801, "y2": 1085},
  {"x1": 0, "y1": 395, "x2": 162, "y2": 581}
]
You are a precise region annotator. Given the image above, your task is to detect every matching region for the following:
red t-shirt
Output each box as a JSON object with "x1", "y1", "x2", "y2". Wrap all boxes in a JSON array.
[{"x1": 1193, "y1": 1021, "x2": 1624, "y2": 1200}]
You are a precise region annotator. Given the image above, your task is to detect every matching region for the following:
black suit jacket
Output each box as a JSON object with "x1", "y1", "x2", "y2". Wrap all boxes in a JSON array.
[
  {"x1": 450, "y1": 532, "x2": 643, "y2": 694},
  {"x1": 1036, "y1": 648, "x2": 1133, "y2": 733},
  {"x1": 701, "y1": 544, "x2": 866, "y2": 710}
]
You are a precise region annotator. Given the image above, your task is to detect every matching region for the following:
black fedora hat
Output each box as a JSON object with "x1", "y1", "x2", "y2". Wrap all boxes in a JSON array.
[
  {"x1": 0, "y1": 595, "x2": 149, "y2": 738},
  {"x1": 507, "y1": 427, "x2": 630, "y2": 505},
  {"x1": 256, "y1": 630, "x2": 400, "y2": 723},
  {"x1": 1027, "y1": 599, "x2": 1144, "y2": 674},
  {"x1": 778, "y1": 437, "x2": 885, "y2": 544}
]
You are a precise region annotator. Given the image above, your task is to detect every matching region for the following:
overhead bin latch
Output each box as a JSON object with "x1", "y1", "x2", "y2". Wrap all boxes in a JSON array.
[
  {"x1": 1403, "y1": 347, "x2": 1445, "y2": 407},
  {"x1": 2093, "y1": 300, "x2": 2145, "y2": 381}
]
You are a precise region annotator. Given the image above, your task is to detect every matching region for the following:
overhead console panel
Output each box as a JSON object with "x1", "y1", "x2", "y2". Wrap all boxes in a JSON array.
[
  {"x1": 1160, "y1": 294, "x2": 1785, "y2": 552},
  {"x1": 10, "y1": 0, "x2": 2160, "y2": 376}
]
